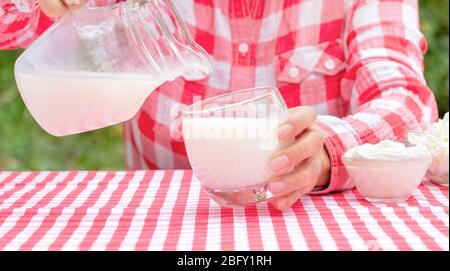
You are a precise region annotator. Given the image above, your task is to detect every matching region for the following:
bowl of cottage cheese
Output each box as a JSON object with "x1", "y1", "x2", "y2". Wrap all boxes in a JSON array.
[
  {"x1": 343, "y1": 140, "x2": 432, "y2": 203},
  {"x1": 408, "y1": 112, "x2": 449, "y2": 186}
]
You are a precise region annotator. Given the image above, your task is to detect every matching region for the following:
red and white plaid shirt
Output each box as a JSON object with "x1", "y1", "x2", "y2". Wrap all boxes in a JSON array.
[{"x1": 1, "y1": 0, "x2": 439, "y2": 194}]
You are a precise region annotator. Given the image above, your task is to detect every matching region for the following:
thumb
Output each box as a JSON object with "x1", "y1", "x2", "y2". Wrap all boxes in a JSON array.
[
  {"x1": 62, "y1": 0, "x2": 88, "y2": 9},
  {"x1": 38, "y1": 0, "x2": 87, "y2": 17}
]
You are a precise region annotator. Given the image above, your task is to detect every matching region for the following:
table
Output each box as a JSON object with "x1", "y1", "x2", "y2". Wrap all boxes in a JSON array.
[{"x1": 0, "y1": 170, "x2": 448, "y2": 251}]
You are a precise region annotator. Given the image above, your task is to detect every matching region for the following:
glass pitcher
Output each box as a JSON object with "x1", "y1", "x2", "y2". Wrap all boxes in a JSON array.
[{"x1": 14, "y1": 0, "x2": 211, "y2": 136}]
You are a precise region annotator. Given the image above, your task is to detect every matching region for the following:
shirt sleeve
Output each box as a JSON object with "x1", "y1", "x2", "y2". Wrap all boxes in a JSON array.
[
  {"x1": 311, "y1": 0, "x2": 439, "y2": 194},
  {"x1": 0, "y1": 0, "x2": 123, "y2": 50},
  {"x1": 0, "y1": 1, "x2": 54, "y2": 49}
]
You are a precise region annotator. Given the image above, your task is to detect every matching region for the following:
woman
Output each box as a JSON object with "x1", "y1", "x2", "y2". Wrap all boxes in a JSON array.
[{"x1": 0, "y1": 0, "x2": 438, "y2": 210}]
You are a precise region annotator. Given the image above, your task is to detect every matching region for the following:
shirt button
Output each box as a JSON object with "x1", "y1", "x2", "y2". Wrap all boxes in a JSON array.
[
  {"x1": 238, "y1": 42, "x2": 250, "y2": 54},
  {"x1": 324, "y1": 59, "x2": 336, "y2": 70},
  {"x1": 288, "y1": 67, "x2": 300, "y2": 78}
]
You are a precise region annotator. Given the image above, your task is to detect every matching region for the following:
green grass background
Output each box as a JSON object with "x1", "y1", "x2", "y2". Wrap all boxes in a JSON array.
[{"x1": 1, "y1": 1, "x2": 449, "y2": 171}]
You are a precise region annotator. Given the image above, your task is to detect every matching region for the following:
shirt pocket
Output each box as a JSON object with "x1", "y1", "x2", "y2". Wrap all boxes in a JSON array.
[{"x1": 275, "y1": 39, "x2": 346, "y2": 86}]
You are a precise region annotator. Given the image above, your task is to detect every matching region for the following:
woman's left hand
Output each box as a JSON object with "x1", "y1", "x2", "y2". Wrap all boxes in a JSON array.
[{"x1": 268, "y1": 106, "x2": 331, "y2": 211}]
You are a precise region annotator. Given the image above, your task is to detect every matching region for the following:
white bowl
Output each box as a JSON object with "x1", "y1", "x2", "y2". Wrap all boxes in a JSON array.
[
  {"x1": 407, "y1": 129, "x2": 449, "y2": 187},
  {"x1": 427, "y1": 152, "x2": 449, "y2": 186},
  {"x1": 343, "y1": 157, "x2": 432, "y2": 203}
]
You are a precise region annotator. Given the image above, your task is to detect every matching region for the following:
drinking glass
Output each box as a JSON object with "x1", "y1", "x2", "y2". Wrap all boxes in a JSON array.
[{"x1": 182, "y1": 87, "x2": 293, "y2": 207}]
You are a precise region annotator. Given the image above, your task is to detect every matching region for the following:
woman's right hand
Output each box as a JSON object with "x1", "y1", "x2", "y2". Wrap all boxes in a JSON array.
[{"x1": 37, "y1": 0, "x2": 87, "y2": 17}]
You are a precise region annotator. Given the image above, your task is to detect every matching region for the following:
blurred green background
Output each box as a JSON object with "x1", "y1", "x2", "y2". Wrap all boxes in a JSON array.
[{"x1": 1, "y1": 1, "x2": 449, "y2": 171}]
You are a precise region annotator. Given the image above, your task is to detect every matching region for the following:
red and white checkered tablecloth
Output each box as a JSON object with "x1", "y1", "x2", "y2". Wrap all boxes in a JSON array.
[{"x1": 0, "y1": 170, "x2": 448, "y2": 251}]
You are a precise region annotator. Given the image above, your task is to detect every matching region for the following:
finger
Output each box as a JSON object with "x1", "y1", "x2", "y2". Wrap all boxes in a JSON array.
[
  {"x1": 38, "y1": 0, "x2": 69, "y2": 17},
  {"x1": 272, "y1": 190, "x2": 304, "y2": 211},
  {"x1": 278, "y1": 106, "x2": 317, "y2": 140},
  {"x1": 62, "y1": 0, "x2": 87, "y2": 9},
  {"x1": 269, "y1": 129, "x2": 324, "y2": 174},
  {"x1": 269, "y1": 155, "x2": 321, "y2": 198}
]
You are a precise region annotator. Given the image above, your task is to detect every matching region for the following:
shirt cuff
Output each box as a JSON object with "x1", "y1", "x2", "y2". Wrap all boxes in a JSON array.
[{"x1": 308, "y1": 119, "x2": 356, "y2": 195}]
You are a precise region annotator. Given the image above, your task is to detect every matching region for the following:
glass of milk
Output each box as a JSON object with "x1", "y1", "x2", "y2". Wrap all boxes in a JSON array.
[
  {"x1": 14, "y1": 0, "x2": 211, "y2": 136},
  {"x1": 182, "y1": 87, "x2": 293, "y2": 207}
]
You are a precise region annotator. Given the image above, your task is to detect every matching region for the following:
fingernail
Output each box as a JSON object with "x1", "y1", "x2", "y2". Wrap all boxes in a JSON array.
[
  {"x1": 270, "y1": 181, "x2": 287, "y2": 194},
  {"x1": 279, "y1": 124, "x2": 293, "y2": 140},
  {"x1": 269, "y1": 155, "x2": 289, "y2": 171}
]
